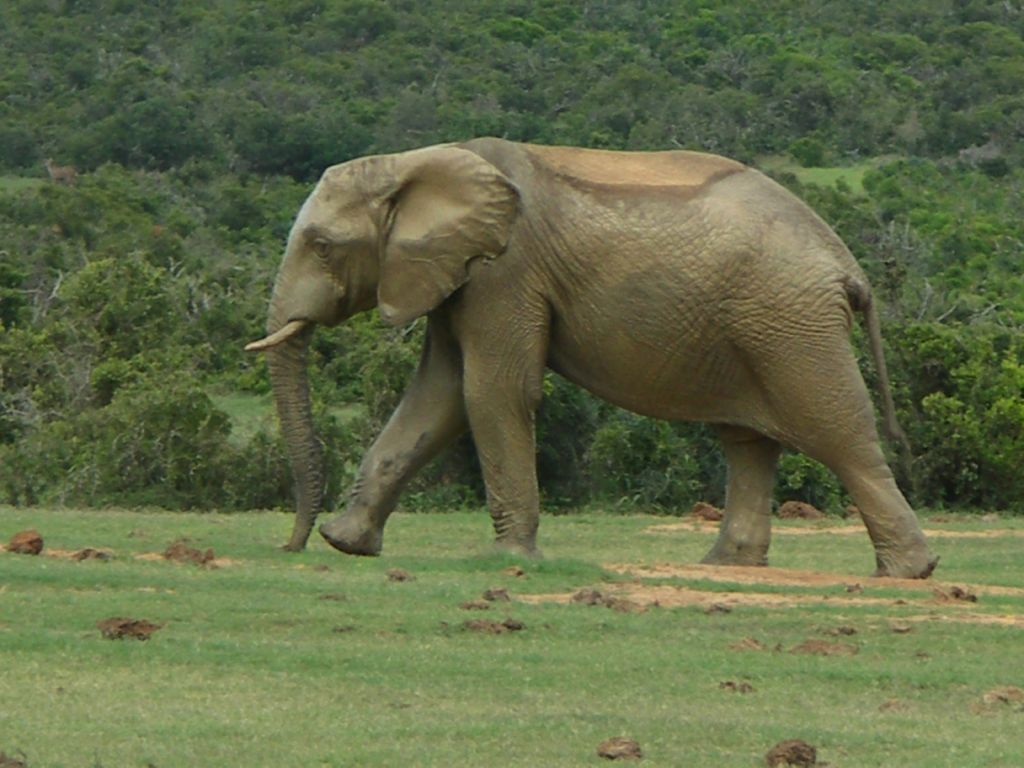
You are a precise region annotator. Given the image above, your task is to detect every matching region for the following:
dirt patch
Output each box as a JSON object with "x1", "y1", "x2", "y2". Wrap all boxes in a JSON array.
[
  {"x1": 502, "y1": 565, "x2": 527, "y2": 577},
  {"x1": 645, "y1": 520, "x2": 1024, "y2": 539},
  {"x1": 0, "y1": 752, "x2": 27, "y2": 768},
  {"x1": 569, "y1": 588, "x2": 648, "y2": 613},
  {"x1": 7, "y1": 529, "x2": 43, "y2": 555},
  {"x1": 765, "y1": 739, "x2": 818, "y2": 767},
  {"x1": 607, "y1": 562, "x2": 1024, "y2": 598},
  {"x1": 777, "y1": 501, "x2": 826, "y2": 520},
  {"x1": 933, "y1": 585, "x2": 978, "y2": 603},
  {"x1": 903, "y1": 612, "x2": 1024, "y2": 628},
  {"x1": 460, "y1": 600, "x2": 491, "y2": 610},
  {"x1": 482, "y1": 587, "x2": 510, "y2": 602},
  {"x1": 690, "y1": 501, "x2": 723, "y2": 521},
  {"x1": 521, "y1": 583, "x2": 902, "y2": 611},
  {"x1": 386, "y1": 568, "x2": 414, "y2": 582},
  {"x1": 135, "y1": 550, "x2": 238, "y2": 568},
  {"x1": 164, "y1": 539, "x2": 216, "y2": 567},
  {"x1": 462, "y1": 618, "x2": 525, "y2": 634},
  {"x1": 825, "y1": 625, "x2": 857, "y2": 636},
  {"x1": 519, "y1": 562, "x2": 1023, "y2": 628},
  {"x1": 597, "y1": 737, "x2": 643, "y2": 761},
  {"x1": 789, "y1": 639, "x2": 858, "y2": 656},
  {"x1": 981, "y1": 685, "x2": 1024, "y2": 706},
  {"x1": 72, "y1": 548, "x2": 112, "y2": 561},
  {"x1": 97, "y1": 617, "x2": 162, "y2": 640},
  {"x1": 730, "y1": 637, "x2": 769, "y2": 652}
]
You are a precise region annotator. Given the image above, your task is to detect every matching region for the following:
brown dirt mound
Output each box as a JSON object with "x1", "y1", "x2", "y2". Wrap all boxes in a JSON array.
[
  {"x1": 72, "y1": 547, "x2": 112, "y2": 561},
  {"x1": 690, "y1": 501, "x2": 723, "y2": 521},
  {"x1": 7, "y1": 529, "x2": 43, "y2": 555},
  {"x1": 765, "y1": 739, "x2": 817, "y2": 767},
  {"x1": 97, "y1": 617, "x2": 162, "y2": 640},
  {"x1": 164, "y1": 539, "x2": 216, "y2": 567},
  {"x1": 386, "y1": 568, "x2": 414, "y2": 582},
  {"x1": 569, "y1": 588, "x2": 647, "y2": 613},
  {"x1": 462, "y1": 618, "x2": 525, "y2": 634},
  {"x1": 482, "y1": 587, "x2": 510, "y2": 602},
  {"x1": 597, "y1": 737, "x2": 643, "y2": 761},
  {"x1": 777, "y1": 501, "x2": 826, "y2": 520},
  {"x1": 933, "y1": 585, "x2": 977, "y2": 603}
]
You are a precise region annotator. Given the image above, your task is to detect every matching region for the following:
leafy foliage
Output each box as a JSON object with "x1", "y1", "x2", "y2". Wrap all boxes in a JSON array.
[{"x1": 1, "y1": 0, "x2": 1023, "y2": 513}]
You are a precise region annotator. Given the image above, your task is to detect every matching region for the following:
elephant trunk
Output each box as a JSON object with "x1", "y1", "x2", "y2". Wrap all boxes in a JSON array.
[{"x1": 264, "y1": 306, "x2": 323, "y2": 552}]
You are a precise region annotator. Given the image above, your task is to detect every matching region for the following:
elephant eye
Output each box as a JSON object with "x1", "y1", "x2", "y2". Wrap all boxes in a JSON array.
[{"x1": 312, "y1": 239, "x2": 331, "y2": 262}]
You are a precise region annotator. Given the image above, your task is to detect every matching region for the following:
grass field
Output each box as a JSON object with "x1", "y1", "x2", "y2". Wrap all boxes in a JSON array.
[
  {"x1": 2, "y1": 507, "x2": 1022, "y2": 767},
  {"x1": 755, "y1": 156, "x2": 892, "y2": 195},
  {"x1": 0, "y1": 176, "x2": 45, "y2": 193},
  {"x1": 210, "y1": 392, "x2": 364, "y2": 446}
]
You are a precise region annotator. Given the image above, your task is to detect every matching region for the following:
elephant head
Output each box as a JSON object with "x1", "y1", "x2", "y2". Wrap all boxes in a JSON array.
[{"x1": 246, "y1": 145, "x2": 519, "y2": 550}]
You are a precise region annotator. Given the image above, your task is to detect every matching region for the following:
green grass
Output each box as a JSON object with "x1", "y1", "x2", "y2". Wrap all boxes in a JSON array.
[
  {"x1": 210, "y1": 392, "x2": 364, "y2": 445},
  {"x1": 755, "y1": 155, "x2": 893, "y2": 195},
  {"x1": 209, "y1": 392, "x2": 278, "y2": 446},
  {"x1": 0, "y1": 176, "x2": 45, "y2": 193},
  {"x1": 1, "y1": 507, "x2": 1022, "y2": 767}
]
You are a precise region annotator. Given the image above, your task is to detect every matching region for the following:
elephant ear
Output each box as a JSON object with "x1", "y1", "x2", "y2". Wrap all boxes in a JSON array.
[{"x1": 377, "y1": 147, "x2": 518, "y2": 326}]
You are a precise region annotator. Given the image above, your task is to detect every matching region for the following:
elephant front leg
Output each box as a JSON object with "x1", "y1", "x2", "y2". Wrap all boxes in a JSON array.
[
  {"x1": 319, "y1": 323, "x2": 467, "y2": 555},
  {"x1": 701, "y1": 426, "x2": 782, "y2": 567},
  {"x1": 462, "y1": 357, "x2": 545, "y2": 557}
]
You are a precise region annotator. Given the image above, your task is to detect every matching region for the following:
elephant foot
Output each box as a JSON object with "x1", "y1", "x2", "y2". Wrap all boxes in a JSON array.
[
  {"x1": 872, "y1": 553, "x2": 939, "y2": 580},
  {"x1": 494, "y1": 538, "x2": 542, "y2": 559},
  {"x1": 699, "y1": 540, "x2": 769, "y2": 568},
  {"x1": 281, "y1": 520, "x2": 316, "y2": 552},
  {"x1": 319, "y1": 514, "x2": 383, "y2": 556}
]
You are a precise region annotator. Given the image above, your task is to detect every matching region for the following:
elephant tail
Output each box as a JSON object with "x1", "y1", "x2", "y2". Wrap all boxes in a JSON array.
[{"x1": 846, "y1": 277, "x2": 915, "y2": 488}]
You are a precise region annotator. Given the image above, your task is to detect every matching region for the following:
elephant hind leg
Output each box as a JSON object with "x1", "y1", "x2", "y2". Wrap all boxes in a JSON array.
[
  {"x1": 701, "y1": 425, "x2": 781, "y2": 567},
  {"x1": 757, "y1": 340, "x2": 935, "y2": 578}
]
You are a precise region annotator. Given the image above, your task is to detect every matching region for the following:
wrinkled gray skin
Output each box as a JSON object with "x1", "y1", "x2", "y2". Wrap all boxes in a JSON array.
[{"x1": 247, "y1": 138, "x2": 936, "y2": 578}]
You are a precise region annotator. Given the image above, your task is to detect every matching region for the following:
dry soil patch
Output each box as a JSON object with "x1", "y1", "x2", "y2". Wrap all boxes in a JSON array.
[
  {"x1": 519, "y1": 562, "x2": 1024, "y2": 627},
  {"x1": 645, "y1": 520, "x2": 1024, "y2": 539},
  {"x1": 607, "y1": 562, "x2": 1024, "y2": 598}
]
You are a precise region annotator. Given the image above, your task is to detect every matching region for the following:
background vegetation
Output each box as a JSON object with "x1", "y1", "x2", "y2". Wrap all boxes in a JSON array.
[{"x1": 2, "y1": 0, "x2": 1023, "y2": 514}]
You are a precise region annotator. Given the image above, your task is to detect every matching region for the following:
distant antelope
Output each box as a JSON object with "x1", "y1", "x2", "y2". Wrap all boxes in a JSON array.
[{"x1": 44, "y1": 158, "x2": 77, "y2": 185}]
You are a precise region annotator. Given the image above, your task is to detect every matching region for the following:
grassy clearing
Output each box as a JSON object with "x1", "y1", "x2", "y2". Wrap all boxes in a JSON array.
[
  {"x1": 0, "y1": 176, "x2": 45, "y2": 193},
  {"x1": 755, "y1": 156, "x2": 892, "y2": 195},
  {"x1": 1, "y1": 507, "x2": 1022, "y2": 767},
  {"x1": 210, "y1": 392, "x2": 364, "y2": 445}
]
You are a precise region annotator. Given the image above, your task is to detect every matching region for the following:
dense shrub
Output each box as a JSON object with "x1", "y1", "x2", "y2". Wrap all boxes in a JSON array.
[{"x1": 2, "y1": 1, "x2": 1023, "y2": 514}]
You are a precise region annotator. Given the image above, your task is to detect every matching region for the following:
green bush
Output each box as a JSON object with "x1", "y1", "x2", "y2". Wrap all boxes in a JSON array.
[
  {"x1": 893, "y1": 322, "x2": 1024, "y2": 511},
  {"x1": 774, "y1": 452, "x2": 846, "y2": 513},
  {"x1": 587, "y1": 413, "x2": 723, "y2": 511}
]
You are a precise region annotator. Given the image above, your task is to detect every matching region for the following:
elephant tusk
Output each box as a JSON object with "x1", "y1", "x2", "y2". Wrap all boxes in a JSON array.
[{"x1": 245, "y1": 319, "x2": 310, "y2": 352}]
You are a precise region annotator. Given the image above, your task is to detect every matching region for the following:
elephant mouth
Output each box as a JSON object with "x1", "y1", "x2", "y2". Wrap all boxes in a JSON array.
[{"x1": 245, "y1": 319, "x2": 311, "y2": 352}]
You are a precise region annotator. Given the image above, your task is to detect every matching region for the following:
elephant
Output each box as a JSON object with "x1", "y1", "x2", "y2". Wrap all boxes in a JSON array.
[{"x1": 246, "y1": 137, "x2": 937, "y2": 579}]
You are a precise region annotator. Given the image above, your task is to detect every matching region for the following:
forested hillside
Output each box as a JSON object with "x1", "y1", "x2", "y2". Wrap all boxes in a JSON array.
[{"x1": 2, "y1": 0, "x2": 1023, "y2": 513}]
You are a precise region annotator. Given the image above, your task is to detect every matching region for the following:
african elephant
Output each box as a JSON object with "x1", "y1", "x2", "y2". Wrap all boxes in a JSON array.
[{"x1": 246, "y1": 138, "x2": 937, "y2": 578}]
